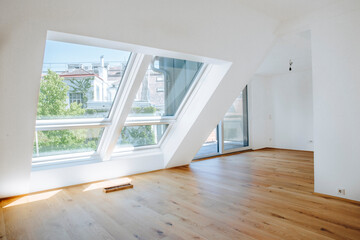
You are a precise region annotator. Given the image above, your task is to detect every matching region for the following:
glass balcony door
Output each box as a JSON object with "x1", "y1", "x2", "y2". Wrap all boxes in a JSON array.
[
  {"x1": 195, "y1": 86, "x2": 249, "y2": 159},
  {"x1": 223, "y1": 86, "x2": 249, "y2": 151},
  {"x1": 195, "y1": 127, "x2": 219, "y2": 158}
]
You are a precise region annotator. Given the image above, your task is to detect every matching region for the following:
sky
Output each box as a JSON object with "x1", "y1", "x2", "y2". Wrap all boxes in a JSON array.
[{"x1": 43, "y1": 40, "x2": 131, "y2": 64}]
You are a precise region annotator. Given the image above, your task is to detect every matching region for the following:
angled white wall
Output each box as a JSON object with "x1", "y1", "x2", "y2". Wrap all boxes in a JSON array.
[
  {"x1": 0, "y1": 0, "x2": 278, "y2": 197},
  {"x1": 248, "y1": 75, "x2": 273, "y2": 150}
]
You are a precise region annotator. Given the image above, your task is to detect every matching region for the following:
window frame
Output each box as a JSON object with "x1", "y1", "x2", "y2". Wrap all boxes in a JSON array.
[
  {"x1": 33, "y1": 49, "x2": 135, "y2": 164},
  {"x1": 194, "y1": 85, "x2": 250, "y2": 159},
  {"x1": 33, "y1": 31, "x2": 212, "y2": 166},
  {"x1": 113, "y1": 60, "x2": 208, "y2": 153},
  {"x1": 114, "y1": 122, "x2": 172, "y2": 153}
]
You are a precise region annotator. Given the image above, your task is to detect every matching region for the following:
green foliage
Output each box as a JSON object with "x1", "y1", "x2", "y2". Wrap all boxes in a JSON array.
[
  {"x1": 69, "y1": 77, "x2": 92, "y2": 107},
  {"x1": 37, "y1": 70, "x2": 85, "y2": 119},
  {"x1": 34, "y1": 129, "x2": 101, "y2": 156},
  {"x1": 37, "y1": 70, "x2": 69, "y2": 118},
  {"x1": 130, "y1": 106, "x2": 156, "y2": 114},
  {"x1": 34, "y1": 70, "x2": 158, "y2": 157},
  {"x1": 85, "y1": 108, "x2": 108, "y2": 115},
  {"x1": 119, "y1": 106, "x2": 158, "y2": 148},
  {"x1": 34, "y1": 70, "x2": 94, "y2": 156},
  {"x1": 120, "y1": 126, "x2": 155, "y2": 147},
  {"x1": 66, "y1": 102, "x2": 85, "y2": 116}
]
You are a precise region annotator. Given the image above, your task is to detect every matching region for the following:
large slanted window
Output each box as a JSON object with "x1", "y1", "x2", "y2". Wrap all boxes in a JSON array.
[
  {"x1": 33, "y1": 40, "x2": 131, "y2": 163},
  {"x1": 33, "y1": 33, "x2": 207, "y2": 165},
  {"x1": 115, "y1": 56, "x2": 204, "y2": 152}
]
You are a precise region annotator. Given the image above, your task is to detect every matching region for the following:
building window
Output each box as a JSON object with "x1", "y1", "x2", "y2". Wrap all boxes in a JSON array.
[
  {"x1": 69, "y1": 93, "x2": 83, "y2": 105},
  {"x1": 156, "y1": 88, "x2": 164, "y2": 92},
  {"x1": 156, "y1": 76, "x2": 164, "y2": 82}
]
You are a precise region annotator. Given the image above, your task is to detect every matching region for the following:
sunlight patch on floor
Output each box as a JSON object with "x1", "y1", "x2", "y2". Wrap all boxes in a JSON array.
[
  {"x1": 83, "y1": 177, "x2": 132, "y2": 192},
  {"x1": 3, "y1": 189, "x2": 62, "y2": 208}
]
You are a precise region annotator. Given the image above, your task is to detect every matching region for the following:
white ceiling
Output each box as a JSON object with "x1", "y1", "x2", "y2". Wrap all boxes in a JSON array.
[
  {"x1": 255, "y1": 31, "x2": 312, "y2": 76},
  {"x1": 239, "y1": 0, "x2": 340, "y2": 22},
  {"x1": 241, "y1": 0, "x2": 341, "y2": 76}
]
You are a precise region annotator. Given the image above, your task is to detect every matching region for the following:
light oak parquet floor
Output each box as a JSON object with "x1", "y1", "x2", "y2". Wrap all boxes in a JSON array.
[{"x1": 1, "y1": 149, "x2": 359, "y2": 239}]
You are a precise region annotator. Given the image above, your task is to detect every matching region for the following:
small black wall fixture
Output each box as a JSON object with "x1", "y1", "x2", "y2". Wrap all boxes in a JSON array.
[{"x1": 289, "y1": 59, "x2": 293, "y2": 71}]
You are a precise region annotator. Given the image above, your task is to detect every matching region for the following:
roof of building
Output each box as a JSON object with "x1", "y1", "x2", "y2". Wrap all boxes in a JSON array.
[{"x1": 59, "y1": 68, "x2": 105, "y2": 81}]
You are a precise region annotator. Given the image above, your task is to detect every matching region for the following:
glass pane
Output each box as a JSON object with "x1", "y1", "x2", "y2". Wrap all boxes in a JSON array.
[
  {"x1": 128, "y1": 56, "x2": 203, "y2": 117},
  {"x1": 116, "y1": 124, "x2": 168, "y2": 150},
  {"x1": 195, "y1": 127, "x2": 218, "y2": 157},
  {"x1": 38, "y1": 40, "x2": 131, "y2": 119},
  {"x1": 224, "y1": 86, "x2": 249, "y2": 150},
  {"x1": 33, "y1": 128, "x2": 104, "y2": 158}
]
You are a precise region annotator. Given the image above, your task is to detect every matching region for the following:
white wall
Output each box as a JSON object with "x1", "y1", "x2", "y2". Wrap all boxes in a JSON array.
[
  {"x1": 249, "y1": 75, "x2": 272, "y2": 149},
  {"x1": 269, "y1": 70, "x2": 314, "y2": 151},
  {"x1": 30, "y1": 150, "x2": 164, "y2": 193},
  {"x1": 250, "y1": 70, "x2": 314, "y2": 151},
  {"x1": 311, "y1": 7, "x2": 360, "y2": 201},
  {"x1": 0, "y1": 0, "x2": 278, "y2": 198}
]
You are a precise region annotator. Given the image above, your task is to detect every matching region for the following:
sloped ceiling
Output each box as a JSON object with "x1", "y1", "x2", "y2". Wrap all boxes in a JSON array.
[
  {"x1": 255, "y1": 31, "x2": 312, "y2": 76},
  {"x1": 238, "y1": 0, "x2": 340, "y2": 21}
]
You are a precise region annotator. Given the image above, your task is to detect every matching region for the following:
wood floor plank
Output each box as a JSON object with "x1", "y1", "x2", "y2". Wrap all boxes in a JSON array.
[{"x1": 1, "y1": 149, "x2": 360, "y2": 239}]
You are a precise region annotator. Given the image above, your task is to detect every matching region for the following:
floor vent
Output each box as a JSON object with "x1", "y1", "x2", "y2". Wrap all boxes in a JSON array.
[{"x1": 104, "y1": 183, "x2": 133, "y2": 193}]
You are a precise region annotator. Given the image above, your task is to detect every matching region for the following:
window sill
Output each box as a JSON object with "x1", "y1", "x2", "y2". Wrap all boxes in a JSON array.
[
  {"x1": 32, "y1": 155, "x2": 102, "y2": 172},
  {"x1": 32, "y1": 148, "x2": 163, "y2": 172}
]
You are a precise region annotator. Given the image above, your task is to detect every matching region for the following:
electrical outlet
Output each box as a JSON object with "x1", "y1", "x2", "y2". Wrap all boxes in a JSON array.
[{"x1": 337, "y1": 188, "x2": 345, "y2": 195}]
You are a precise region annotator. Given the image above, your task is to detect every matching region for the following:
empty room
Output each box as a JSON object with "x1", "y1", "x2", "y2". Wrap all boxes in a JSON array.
[{"x1": 0, "y1": 0, "x2": 359, "y2": 239}]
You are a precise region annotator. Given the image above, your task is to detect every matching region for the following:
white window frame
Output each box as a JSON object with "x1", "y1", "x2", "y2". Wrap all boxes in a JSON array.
[
  {"x1": 113, "y1": 61, "x2": 209, "y2": 153},
  {"x1": 33, "y1": 31, "x2": 213, "y2": 167},
  {"x1": 33, "y1": 52, "x2": 138, "y2": 165},
  {"x1": 193, "y1": 86, "x2": 251, "y2": 160}
]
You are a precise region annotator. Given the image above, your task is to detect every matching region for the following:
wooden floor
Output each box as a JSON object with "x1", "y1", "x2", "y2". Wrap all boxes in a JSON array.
[{"x1": 1, "y1": 149, "x2": 360, "y2": 240}]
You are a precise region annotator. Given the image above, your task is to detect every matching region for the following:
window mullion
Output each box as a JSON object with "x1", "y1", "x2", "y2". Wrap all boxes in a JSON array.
[
  {"x1": 98, "y1": 54, "x2": 153, "y2": 160},
  {"x1": 35, "y1": 122, "x2": 109, "y2": 131},
  {"x1": 219, "y1": 121, "x2": 224, "y2": 154},
  {"x1": 124, "y1": 119, "x2": 174, "y2": 127}
]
